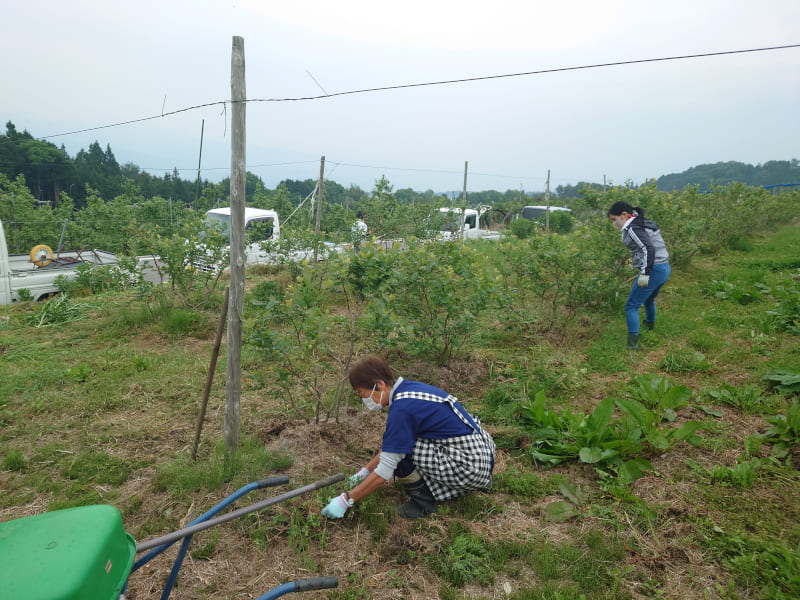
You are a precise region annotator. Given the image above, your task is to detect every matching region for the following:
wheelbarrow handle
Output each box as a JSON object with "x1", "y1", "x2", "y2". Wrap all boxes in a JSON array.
[
  {"x1": 294, "y1": 576, "x2": 339, "y2": 591},
  {"x1": 254, "y1": 577, "x2": 338, "y2": 600},
  {"x1": 255, "y1": 476, "x2": 290, "y2": 489},
  {"x1": 136, "y1": 473, "x2": 345, "y2": 553}
]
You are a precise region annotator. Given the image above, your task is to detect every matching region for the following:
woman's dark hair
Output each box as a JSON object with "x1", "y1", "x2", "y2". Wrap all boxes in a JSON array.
[
  {"x1": 349, "y1": 355, "x2": 395, "y2": 389},
  {"x1": 607, "y1": 201, "x2": 645, "y2": 219}
]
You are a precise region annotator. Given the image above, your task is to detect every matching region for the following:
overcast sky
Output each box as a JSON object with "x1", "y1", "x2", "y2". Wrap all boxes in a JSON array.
[{"x1": 4, "y1": 0, "x2": 798, "y2": 193}]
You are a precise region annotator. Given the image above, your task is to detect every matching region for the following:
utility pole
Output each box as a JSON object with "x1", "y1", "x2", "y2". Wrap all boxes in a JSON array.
[
  {"x1": 545, "y1": 169, "x2": 551, "y2": 234},
  {"x1": 314, "y1": 155, "x2": 325, "y2": 261},
  {"x1": 459, "y1": 161, "x2": 468, "y2": 240},
  {"x1": 195, "y1": 120, "x2": 204, "y2": 209},
  {"x1": 225, "y1": 35, "x2": 246, "y2": 463}
]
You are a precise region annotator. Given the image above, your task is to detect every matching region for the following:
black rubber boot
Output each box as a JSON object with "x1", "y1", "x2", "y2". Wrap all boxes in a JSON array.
[
  {"x1": 396, "y1": 475, "x2": 439, "y2": 519},
  {"x1": 644, "y1": 321, "x2": 655, "y2": 331},
  {"x1": 627, "y1": 333, "x2": 640, "y2": 350}
]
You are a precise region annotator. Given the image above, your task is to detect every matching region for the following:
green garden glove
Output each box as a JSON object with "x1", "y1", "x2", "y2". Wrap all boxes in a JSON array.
[{"x1": 348, "y1": 467, "x2": 370, "y2": 487}]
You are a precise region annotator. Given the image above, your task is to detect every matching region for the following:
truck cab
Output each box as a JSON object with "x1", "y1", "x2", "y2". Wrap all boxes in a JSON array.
[
  {"x1": 203, "y1": 207, "x2": 280, "y2": 265},
  {"x1": 437, "y1": 206, "x2": 499, "y2": 241}
]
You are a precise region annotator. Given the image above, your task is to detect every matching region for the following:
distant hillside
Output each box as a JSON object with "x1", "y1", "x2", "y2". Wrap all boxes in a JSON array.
[{"x1": 655, "y1": 159, "x2": 800, "y2": 191}]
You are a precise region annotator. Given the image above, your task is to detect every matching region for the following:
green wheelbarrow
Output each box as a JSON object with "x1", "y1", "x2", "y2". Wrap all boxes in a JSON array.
[{"x1": 0, "y1": 474, "x2": 344, "y2": 600}]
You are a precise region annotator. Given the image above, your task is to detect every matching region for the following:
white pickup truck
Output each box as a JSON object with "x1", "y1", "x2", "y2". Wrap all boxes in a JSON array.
[
  {"x1": 204, "y1": 206, "x2": 282, "y2": 265},
  {"x1": 0, "y1": 218, "x2": 118, "y2": 304},
  {"x1": 437, "y1": 206, "x2": 501, "y2": 241},
  {"x1": 195, "y1": 205, "x2": 502, "y2": 272},
  {"x1": 195, "y1": 207, "x2": 343, "y2": 272}
]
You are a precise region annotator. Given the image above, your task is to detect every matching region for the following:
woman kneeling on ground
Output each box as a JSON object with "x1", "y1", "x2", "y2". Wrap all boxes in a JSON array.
[{"x1": 321, "y1": 355, "x2": 496, "y2": 520}]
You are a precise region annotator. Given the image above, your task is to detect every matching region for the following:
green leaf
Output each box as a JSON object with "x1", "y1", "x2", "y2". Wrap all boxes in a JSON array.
[
  {"x1": 586, "y1": 397, "x2": 615, "y2": 433},
  {"x1": 617, "y1": 457, "x2": 652, "y2": 484},
  {"x1": 544, "y1": 501, "x2": 580, "y2": 522},
  {"x1": 579, "y1": 447, "x2": 604, "y2": 463},
  {"x1": 558, "y1": 480, "x2": 586, "y2": 506},
  {"x1": 662, "y1": 385, "x2": 692, "y2": 410},
  {"x1": 671, "y1": 421, "x2": 702, "y2": 441},
  {"x1": 616, "y1": 397, "x2": 650, "y2": 429},
  {"x1": 646, "y1": 433, "x2": 670, "y2": 450},
  {"x1": 696, "y1": 404, "x2": 723, "y2": 417},
  {"x1": 763, "y1": 367, "x2": 800, "y2": 393}
]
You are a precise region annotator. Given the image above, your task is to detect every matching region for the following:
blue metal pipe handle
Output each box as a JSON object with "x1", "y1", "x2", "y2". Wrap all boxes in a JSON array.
[
  {"x1": 135, "y1": 473, "x2": 345, "y2": 553},
  {"x1": 255, "y1": 577, "x2": 338, "y2": 600},
  {"x1": 132, "y1": 475, "x2": 290, "y2": 572}
]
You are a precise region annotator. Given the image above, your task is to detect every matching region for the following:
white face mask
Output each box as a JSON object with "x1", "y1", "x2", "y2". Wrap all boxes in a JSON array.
[{"x1": 362, "y1": 384, "x2": 383, "y2": 412}]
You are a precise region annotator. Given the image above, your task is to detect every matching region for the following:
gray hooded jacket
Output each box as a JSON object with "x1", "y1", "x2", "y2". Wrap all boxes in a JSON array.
[{"x1": 621, "y1": 217, "x2": 669, "y2": 275}]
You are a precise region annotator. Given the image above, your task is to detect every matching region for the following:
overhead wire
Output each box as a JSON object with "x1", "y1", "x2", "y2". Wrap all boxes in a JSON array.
[
  {"x1": 24, "y1": 43, "x2": 800, "y2": 142},
  {"x1": 2, "y1": 43, "x2": 797, "y2": 189}
]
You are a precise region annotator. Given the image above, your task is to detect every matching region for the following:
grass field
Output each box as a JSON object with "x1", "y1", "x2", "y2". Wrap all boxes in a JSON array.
[{"x1": 1, "y1": 225, "x2": 798, "y2": 600}]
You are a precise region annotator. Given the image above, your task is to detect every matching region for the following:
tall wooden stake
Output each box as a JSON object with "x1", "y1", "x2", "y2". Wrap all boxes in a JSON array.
[
  {"x1": 314, "y1": 155, "x2": 325, "y2": 261},
  {"x1": 545, "y1": 169, "x2": 551, "y2": 234},
  {"x1": 195, "y1": 120, "x2": 204, "y2": 208},
  {"x1": 225, "y1": 35, "x2": 245, "y2": 462},
  {"x1": 193, "y1": 286, "x2": 229, "y2": 460},
  {"x1": 459, "y1": 161, "x2": 468, "y2": 240}
]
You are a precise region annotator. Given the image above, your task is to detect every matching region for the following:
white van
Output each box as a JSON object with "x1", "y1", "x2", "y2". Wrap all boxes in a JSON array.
[{"x1": 521, "y1": 205, "x2": 572, "y2": 221}]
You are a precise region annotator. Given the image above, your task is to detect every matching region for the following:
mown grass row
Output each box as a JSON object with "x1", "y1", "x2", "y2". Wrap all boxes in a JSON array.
[{"x1": 1, "y1": 224, "x2": 798, "y2": 599}]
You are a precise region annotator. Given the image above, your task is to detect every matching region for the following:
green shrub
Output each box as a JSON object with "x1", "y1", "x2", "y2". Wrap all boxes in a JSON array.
[
  {"x1": 540, "y1": 210, "x2": 573, "y2": 234},
  {"x1": 763, "y1": 368, "x2": 800, "y2": 394},
  {"x1": 54, "y1": 263, "x2": 130, "y2": 297},
  {"x1": 3, "y1": 449, "x2": 26, "y2": 471},
  {"x1": 702, "y1": 384, "x2": 768, "y2": 413},
  {"x1": 758, "y1": 401, "x2": 800, "y2": 463},
  {"x1": 27, "y1": 294, "x2": 86, "y2": 327},
  {"x1": 661, "y1": 349, "x2": 711, "y2": 373},
  {"x1": 710, "y1": 459, "x2": 761, "y2": 488},
  {"x1": 427, "y1": 530, "x2": 494, "y2": 587},
  {"x1": 159, "y1": 307, "x2": 211, "y2": 338},
  {"x1": 509, "y1": 217, "x2": 537, "y2": 239}
]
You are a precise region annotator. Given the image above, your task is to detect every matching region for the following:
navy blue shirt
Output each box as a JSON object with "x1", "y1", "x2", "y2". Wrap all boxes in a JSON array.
[{"x1": 381, "y1": 379, "x2": 475, "y2": 454}]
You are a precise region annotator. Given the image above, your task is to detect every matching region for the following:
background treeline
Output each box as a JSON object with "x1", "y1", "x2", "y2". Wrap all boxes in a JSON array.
[
  {"x1": 0, "y1": 121, "x2": 552, "y2": 214},
  {"x1": 656, "y1": 159, "x2": 800, "y2": 191},
  {"x1": 556, "y1": 159, "x2": 800, "y2": 198},
  {"x1": 3, "y1": 120, "x2": 798, "y2": 214}
]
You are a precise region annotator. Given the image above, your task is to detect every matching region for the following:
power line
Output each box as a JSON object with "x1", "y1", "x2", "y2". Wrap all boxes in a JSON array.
[
  {"x1": 327, "y1": 161, "x2": 550, "y2": 183},
  {"x1": 249, "y1": 43, "x2": 800, "y2": 102},
  {"x1": 20, "y1": 42, "x2": 799, "y2": 143}
]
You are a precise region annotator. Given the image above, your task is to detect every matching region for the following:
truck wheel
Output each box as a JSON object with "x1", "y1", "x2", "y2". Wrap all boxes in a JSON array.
[{"x1": 30, "y1": 244, "x2": 53, "y2": 267}]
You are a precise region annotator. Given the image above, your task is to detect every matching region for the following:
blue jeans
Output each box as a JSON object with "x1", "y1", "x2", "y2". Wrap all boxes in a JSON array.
[{"x1": 625, "y1": 263, "x2": 670, "y2": 335}]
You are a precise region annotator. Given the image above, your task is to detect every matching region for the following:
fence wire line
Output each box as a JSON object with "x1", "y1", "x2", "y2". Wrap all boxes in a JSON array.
[{"x1": 24, "y1": 43, "x2": 799, "y2": 142}]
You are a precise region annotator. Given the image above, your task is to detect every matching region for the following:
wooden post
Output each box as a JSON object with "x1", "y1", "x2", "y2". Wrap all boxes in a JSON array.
[
  {"x1": 192, "y1": 286, "x2": 229, "y2": 460},
  {"x1": 459, "y1": 161, "x2": 468, "y2": 240},
  {"x1": 225, "y1": 35, "x2": 245, "y2": 462},
  {"x1": 314, "y1": 155, "x2": 324, "y2": 261},
  {"x1": 545, "y1": 169, "x2": 551, "y2": 234},
  {"x1": 195, "y1": 120, "x2": 205, "y2": 209}
]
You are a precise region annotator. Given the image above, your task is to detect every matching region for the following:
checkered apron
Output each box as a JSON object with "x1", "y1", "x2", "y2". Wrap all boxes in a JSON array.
[{"x1": 396, "y1": 391, "x2": 496, "y2": 501}]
